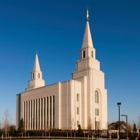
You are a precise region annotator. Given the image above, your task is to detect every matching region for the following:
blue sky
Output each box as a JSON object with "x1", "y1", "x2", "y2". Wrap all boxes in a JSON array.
[{"x1": 0, "y1": 0, "x2": 140, "y2": 126}]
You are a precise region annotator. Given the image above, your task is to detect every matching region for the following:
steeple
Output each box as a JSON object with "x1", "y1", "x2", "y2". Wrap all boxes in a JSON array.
[
  {"x1": 72, "y1": 9, "x2": 100, "y2": 79},
  {"x1": 80, "y1": 9, "x2": 95, "y2": 60},
  {"x1": 33, "y1": 52, "x2": 41, "y2": 72},
  {"x1": 82, "y1": 8, "x2": 94, "y2": 49},
  {"x1": 26, "y1": 52, "x2": 45, "y2": 91}
]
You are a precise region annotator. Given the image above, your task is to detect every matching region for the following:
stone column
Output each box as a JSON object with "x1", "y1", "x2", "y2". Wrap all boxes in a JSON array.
[
  {"x1": 34, "y1": 99, "x2": 36, "y2": 130},
  {"x1": 48, "y1": 97, "x2": 50, "y2": 130},
  {"x1": 39, "y1": 98, "x2": 41, "y2": 130},
  {"x1": 29, "y1": 100, "x2": 31, "y2": 130},
  {"x1": 42, "y1": 98, "x2": 44, "y2": 130},
  {"x1": 51, "y1": 96, "x2": 53, "y2": 128}
]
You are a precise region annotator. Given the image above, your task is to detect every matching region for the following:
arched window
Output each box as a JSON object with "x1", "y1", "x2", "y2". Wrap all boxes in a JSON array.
[{"x1": 95, "y1": 91, "x2": 99, "y2": 103}]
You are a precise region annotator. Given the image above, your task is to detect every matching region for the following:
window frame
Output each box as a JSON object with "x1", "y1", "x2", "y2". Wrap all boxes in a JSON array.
[
  {"x1": 91, "y1": 51, "x2": 93, "y2": 58},
  {"x1": 77, "y1": 94, "x2": 79, "y2": 102},
  {"x1": 95, "y1": 108, "x2": 99, "y2": 116},
  {"x1": 95, "y1": 91, "x2": 99, "y2": 103},
  {"x1": 83, "y1": 50, "x2": 86, "y2": 58},
  {"x1": 77, "y1": 107, "x2": 79, "y2": 115}
]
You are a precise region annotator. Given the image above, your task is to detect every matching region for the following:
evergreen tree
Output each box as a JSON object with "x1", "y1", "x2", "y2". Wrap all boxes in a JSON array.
[
  {"x1": 133, "y1": 123, "x2": 137, "y2": 133},
  {"x1": 78, "y1": 124, "x2": 82, "y2": 133},
  {"x1": 9, "y1": 125, "x2": 16, "y2": 135},
  {"x1": 18, "y1": 118, "x2": 24, "y2": 133}
]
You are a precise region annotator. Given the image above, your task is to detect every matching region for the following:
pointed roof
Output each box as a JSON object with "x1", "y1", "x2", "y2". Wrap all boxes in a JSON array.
[
  {"x1": 81, "y1": 9, "x2": 94, "y2": 49},
  {"x1": 108, "y1": 121, "x2": 132, "y2": 132},
  {"x1": 33, "y1": 52, "x2": 41, "y2": 72}
]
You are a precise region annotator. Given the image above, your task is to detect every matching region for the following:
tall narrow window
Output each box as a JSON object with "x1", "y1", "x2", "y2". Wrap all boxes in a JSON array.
[
  {"x1": 77, "y1": 94, "x2": 79, "y2": 102},
  {"x1": 44, "y1": 97, "x2": 46, "y2": 129},
  {"x1": 47, "y1": 97, "x2": 48, "y2": 128},
  {"x1": 50, "y1": 96, "x2": 52, "y2": 129},
  {"x1": 91, "y1": 51, "x2": 93, "y2": 58},
  {"x1": 47, "y1": 97, "x2": 48, "y2": 116},
  {"x1": 40, "y1": 98, "x2": 43, "y2": 128},
  {"x1": 24, "y1": 101, "x2": 25, "y2": 122},
  {"x1": 32, "y1": 73, "x2": 34, "y2": 79},
  {"x1": 26, "y1": 101, "x2": 28, "y2": 130},
  {"x1": 95, "y1": 91, "x2": 99, "y2": 103},
  {"x1": 33, "y1": 101, "x2": 34, "y2": 130},
  {"x1": 30, "y1": 100, "x2": 33, "y2": 129},
  {"x1": 53, "y1": 95, "x2": 55, "y2": 128},
  {"x1": 36, "y1": 99, "x2": 37, "y2": 129},
  {"x1": 39, "y1": 99, "x2": 40, "y2": 130},
  {"x1": 77, "y1": 107, "x2": 79, "y2": 115},
  {"x1": 95, "y1": 108, "x2": 99, "y2": 116},
  {"x1": 29, "y1": 101, "x2": 30, "y2": 130},
  {"x1": 38, "y1": 73, "x2": 40, "y2": 78},
  {"x1": 83, "y1": 51, "x2": 86, "y2": 58}
]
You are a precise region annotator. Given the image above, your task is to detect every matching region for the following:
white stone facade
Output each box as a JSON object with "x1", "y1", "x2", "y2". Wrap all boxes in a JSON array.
[{"x1": 16, "y1": 11, "x2": 107, "y2": 130}]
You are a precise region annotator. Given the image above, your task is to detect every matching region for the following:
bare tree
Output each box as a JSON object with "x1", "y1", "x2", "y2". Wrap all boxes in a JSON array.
[
  {"x1": 68, "y1": 114, "x2": 75, "y2": 137},
  {"x1": 47, "y1": 125, "x2": 51, "y2": 138},
  {"x1": 136, "y1": 115, "x2": 140, "y2": 134},
  {"x1": 44, "y1": 120, "x2": 47, "y2": 137},
  {"x1": 0, "y1": 120, "x2": 2, "y2": 130},
  {"x1": 68, "y1": 114, "x2": 75, "y2": 130},
  {"x1": 3, "y1": 110, "x2": 10, "y2": 140},
  {"x1": 24, "y1": 118, "x2": 29, "y2": 137},
  {"x1": 44, "y1": 121, "x2": 50, "y2": 137},
  {"x1": 87, "y1": 117, "x2": 93, "y2": 137}
]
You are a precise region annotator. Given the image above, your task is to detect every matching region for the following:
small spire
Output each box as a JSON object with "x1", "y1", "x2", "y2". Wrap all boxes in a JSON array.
[
  {"x1": 26, "y1": 52, "x2": 45, "y2": 91},
  {"x1": 33, "y1": 52, "x2": 41, "y2": 72},
  {"x1": 86, "y1": 7, "x2": 89, "y2": 21}
]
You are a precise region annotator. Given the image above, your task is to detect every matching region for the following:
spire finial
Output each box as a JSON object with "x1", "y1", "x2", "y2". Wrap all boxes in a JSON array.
[
  {"x1": 36, "y1": 50, "x2": 38, "y2": 54},
  {"x1": 86, "y1": 7, "x2": 89, "y2": 21}
]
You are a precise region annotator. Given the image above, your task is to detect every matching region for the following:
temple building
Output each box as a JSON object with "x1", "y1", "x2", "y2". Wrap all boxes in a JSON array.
[{"x1": 16, "y1": 10, "x2": 107, "y2": 130}]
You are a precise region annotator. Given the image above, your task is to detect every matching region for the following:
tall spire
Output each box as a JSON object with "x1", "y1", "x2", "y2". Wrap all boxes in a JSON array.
[
  {"x1": 26, "y1": 52, "x2": 45, "y2": 91},
  {"x1": 81, "y1": 8, "x2": 94, "y2": 49},
  {"x1": 33, "y1": 52, "x2": 41, "y2": 72}
]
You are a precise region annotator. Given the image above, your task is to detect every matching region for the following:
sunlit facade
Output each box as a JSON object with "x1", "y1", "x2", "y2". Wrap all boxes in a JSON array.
[{"x1": 16, "y1": 10, "x2": 107, "y2": 130}]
